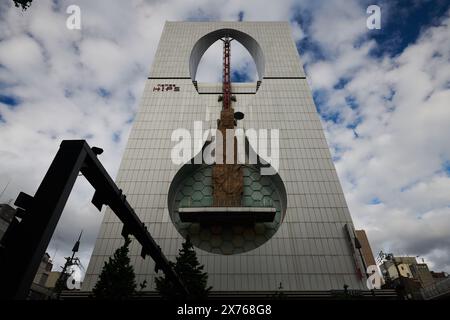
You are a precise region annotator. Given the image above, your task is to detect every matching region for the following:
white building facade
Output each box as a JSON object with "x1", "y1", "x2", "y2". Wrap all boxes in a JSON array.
[{"x1": 83, "y1": 21, "x2": 366, "y2": 292}]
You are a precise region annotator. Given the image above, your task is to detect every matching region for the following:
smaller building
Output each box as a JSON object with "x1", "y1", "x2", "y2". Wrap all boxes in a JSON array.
[
  {"x1": 45, "y1": 271, "x2": 62, "y2": 289},
  {"x1": 29, "y1": 253, "x2": 55, "y2": 300},
  {"x1": 381, "y1": 260, "x2": 414, "y2": 280},
  {"x1": 379, "y1": 255, "x2": 444, "y2": 299},
  {"x1": 33, "y1": 253, "x2": 53, "y2": 286},
  {"x1": 410, "y1": 263, "x2": 434, "y2": 288},
  {"x1": 420, "y1": 274, "x2": 450, "y2": 300},
  {"x1": 431, "y1": 271, "x2": 449, "y2": 283}
]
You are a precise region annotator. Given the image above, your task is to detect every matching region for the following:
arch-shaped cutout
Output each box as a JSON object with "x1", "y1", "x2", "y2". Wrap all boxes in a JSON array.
[
  {"x1": 190, "y1": 28, "x2": 265, "y2": 82},
  {"x1": 195, "y1": 40, "x2": 258, "y2": 83}
]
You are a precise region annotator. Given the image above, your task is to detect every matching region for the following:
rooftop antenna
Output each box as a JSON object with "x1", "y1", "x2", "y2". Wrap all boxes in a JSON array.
[
  {"x1": 72, "y1": 230, "x2": 83, "y2": 253},
  {"x1": 211, "y1": 36, "x2": 245, "y2": 207},
  {"x1": 51, "y1": 246, "x2": 58, "y2": 266},
  {"x1": 221, "y1": 36, "x2": 232, "y2": 112},
  {"x1": 53, "y1": 230, "x2": 83, "y2": 298}
]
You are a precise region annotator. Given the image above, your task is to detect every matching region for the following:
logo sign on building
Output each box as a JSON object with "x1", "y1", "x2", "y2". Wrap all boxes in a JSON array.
[{"x1": 153, "y1": 84, "x2": 180, "y2": 92}]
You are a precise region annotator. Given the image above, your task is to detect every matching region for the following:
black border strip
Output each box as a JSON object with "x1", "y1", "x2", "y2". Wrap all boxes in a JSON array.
[
  {"x1": 147, "y1": 76, "x2": 307, "y2": 80},
  {"x1": 263, "y1": 76, "x2": 306, "y2": 79},
  {"x1": 147, "y1": 77, "x2": 191, "y2": 79},
  {"x1": 197, "y1": 92, "x2": 256, "y2": 95}
]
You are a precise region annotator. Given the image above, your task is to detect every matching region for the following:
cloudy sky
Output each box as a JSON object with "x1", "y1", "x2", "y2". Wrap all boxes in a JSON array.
[{"x1": 1, "y1": 0, "x2": 449, "y2": 276}]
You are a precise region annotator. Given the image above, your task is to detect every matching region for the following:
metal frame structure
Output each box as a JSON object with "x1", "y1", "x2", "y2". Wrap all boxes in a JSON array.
[{"x1": 0, "y1": 140, "x2": 188, "y2": 299}]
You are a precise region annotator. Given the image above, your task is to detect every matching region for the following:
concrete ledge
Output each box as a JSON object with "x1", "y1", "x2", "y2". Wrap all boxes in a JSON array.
[
  {"x1": 60, "y1": 289, "x2": 399, "y2": 300},
  {"x1": 178, "y1": 207, "x2": 276, "y2": 223}
]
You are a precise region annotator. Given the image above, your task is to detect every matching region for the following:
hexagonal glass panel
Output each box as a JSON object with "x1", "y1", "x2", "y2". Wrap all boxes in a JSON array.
[{"x1": 168, "y1": 164, "x2": 287, "y2": 255}]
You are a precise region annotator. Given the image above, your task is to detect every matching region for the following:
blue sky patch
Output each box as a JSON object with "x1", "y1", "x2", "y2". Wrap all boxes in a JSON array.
[
  {"x1": 97, "y1": 87, "x2": 111, "y2": 98},
  {"x1": 345, "y1": 95, "x2": 358, "y2": 110},
  {"x1": 83, "y1": 133, "x2": 94, "y2": 140},
  {"x1": 442, "y1": 161, "x2": 450, "y2": 176},
  {"x1": 112, "y1": 131, "x2": 121, "y2": 143},
  {"x1": 238, "y1": 11, "x2": 244, "y2": 22},
  {"x1": 333, "y1": 78, "x2": 351, "y2": 90},
  {"x1": 346, "y1": 116, "x2": 363, "y2": 130},
  {"x1": 0, "y1": 94, "x2": 21, "y2": 107},
  {"x1": 186, "y1": 8, "x2": 216, "y2": 22},
  {"x1": 232, "y1": 68, "x2": 252, "y2": 83},
  {"x1": 369, "y1": 0, "x2": 450, "y2": 57},
  {"x1": 370, "y1": 197, "x2": 382, "y2": 205}
]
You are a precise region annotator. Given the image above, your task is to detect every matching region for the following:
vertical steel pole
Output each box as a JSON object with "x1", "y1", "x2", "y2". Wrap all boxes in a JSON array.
[{"x1": 222, "y1": 37, "x2": 231, "y2": 111}]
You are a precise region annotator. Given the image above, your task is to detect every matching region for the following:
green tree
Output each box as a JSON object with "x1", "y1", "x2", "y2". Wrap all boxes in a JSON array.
[
  {"x1": 13, "y1": 0, "x2": 33, "y2": 11},
  {"x1": 92, "y1": 236, "x2": 137, "y2": 299},
  {"x1": 155, "y1": 236, "x2": 211, "y2": 300},
  {"x1": 52, "y1": 262, "x2": 71, "y2": 299}
]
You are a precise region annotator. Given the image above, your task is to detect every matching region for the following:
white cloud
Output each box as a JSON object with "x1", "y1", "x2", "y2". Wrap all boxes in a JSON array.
[
  {"x1": 306, "y1": 5, "x2": 450, "y2": 271},
  {"x1": 0, "y1": 0, "x2": 449, "y2": 277}
]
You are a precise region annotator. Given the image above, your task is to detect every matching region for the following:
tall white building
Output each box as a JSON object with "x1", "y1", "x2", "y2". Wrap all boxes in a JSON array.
[{"x1": 83, "y1": 21, "x2": 366, "y2": 293}]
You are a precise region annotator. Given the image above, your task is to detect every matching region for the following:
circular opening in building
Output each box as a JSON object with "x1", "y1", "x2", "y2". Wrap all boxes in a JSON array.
[{"x1": 168, "y1": 164, "x2": 287, "y2": 255}]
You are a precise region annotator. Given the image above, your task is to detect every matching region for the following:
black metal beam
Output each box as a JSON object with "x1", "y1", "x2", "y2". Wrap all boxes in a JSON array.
[
  {"x1": 79, "y1": 143, "x2": 188, "y2": 295},
  {"x1": 0, "y1": 140, "x2": 188, "y2": 299},
  {"x1": 0, "y1": 141, "x2": 87, "y2": 299}
]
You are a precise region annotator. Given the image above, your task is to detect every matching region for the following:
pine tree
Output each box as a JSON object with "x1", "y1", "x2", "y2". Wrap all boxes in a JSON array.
[
  {"x1": 92, "y1": 236, "x2": 137, "y2": 299},
  {"x1": 155, "y1": 236, "x2": 212, "y2": 300},
  {"x1": 52, "y1": 265, "x2": 70, "y2": 299}
]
